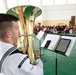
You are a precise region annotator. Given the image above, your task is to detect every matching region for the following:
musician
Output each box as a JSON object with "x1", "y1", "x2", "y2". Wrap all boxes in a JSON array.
[{"x1": 0, "y1": 13, "x2": 43, "y2": 75}]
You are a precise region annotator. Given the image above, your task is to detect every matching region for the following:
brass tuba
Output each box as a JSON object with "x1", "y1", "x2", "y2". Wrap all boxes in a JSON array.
[{"x1": 6, "y1": 5, "x2": 42, "y2": 64}]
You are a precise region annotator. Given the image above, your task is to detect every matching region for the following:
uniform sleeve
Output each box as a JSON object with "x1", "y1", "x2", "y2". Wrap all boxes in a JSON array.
[
  {"x1": 35, "y1": 58, "x2": 43, "y2": 69},
  {"x1": 17, "y1": 56, "x2": 43, "y2": 75}
]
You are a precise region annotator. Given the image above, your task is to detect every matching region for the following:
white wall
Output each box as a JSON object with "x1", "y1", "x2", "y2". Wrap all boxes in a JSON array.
[
  {"x1": 1, "y1": 3, "x2": 76, "y2": 21},
  {"x1": 36, "y1": 4, "x2": 76, "y2": 20}
]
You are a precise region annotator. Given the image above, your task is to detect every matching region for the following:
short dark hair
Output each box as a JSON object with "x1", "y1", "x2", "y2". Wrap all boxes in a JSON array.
[
  {"x1": 0, "y1": 13, "x2": 19, "y2": 38},
  {"x1": 0, "y1": 13, "x2": 19, "y2": 22}
]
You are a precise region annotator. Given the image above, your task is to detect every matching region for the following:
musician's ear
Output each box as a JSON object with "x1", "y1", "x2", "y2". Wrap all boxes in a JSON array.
[{"x1": 5, "y1": 31, "x2": 12, "y2": 38}]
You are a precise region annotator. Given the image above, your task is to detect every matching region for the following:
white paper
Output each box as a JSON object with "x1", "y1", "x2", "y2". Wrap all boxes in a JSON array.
[
  {"x1": 36, "y1": 30, "x2": 45, "y2": 40},
  {"x1": 41, "y1": 34, "x2": 60, "y2": 51}
]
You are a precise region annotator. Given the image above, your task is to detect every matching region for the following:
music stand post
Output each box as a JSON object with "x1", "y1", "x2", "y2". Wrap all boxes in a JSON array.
[
  {"x1": 39, "y1": 39, "x2": 42, "y2": 57},
  {"x1": 36, "y1": 30, "x2": 45, "y2": 57},
  {"x1": 56, "y1": 53, "x2": 58, "y2": 75}
]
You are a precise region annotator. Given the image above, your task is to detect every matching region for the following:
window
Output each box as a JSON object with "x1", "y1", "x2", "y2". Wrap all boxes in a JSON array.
[
  {"x1": 67, "y1": 0, "x2": 76, "y2": 4},
  {"x1": 0, "y1": 0, "x2": 5, "y2": 8},
  {"x1": 18, "y1": 0, "x2": 29, "y2": 5},
  {"x1": 42, "y1": 0, "x2": 54, "y2": 6},
  {"x1": 7, "y1": 0, "x2": 17, "y2": 8},
  {"x1": 55, "y1": 0, "x2": 66, "y2": 5},
  {"x1": 0, "y1": 0, "x2": 7, "y2": 13},
  {"x1": 29, "y1": 0, "x2": 41, "y2": 6}
]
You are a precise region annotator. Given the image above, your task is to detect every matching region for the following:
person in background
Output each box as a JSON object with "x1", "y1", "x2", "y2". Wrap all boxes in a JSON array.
[
  {"x1": 69, "y1": 21, "x2": 72, "y2": 28},
  {"x1": 0, "y1": 13, "x2": 43, "y2": 75}
]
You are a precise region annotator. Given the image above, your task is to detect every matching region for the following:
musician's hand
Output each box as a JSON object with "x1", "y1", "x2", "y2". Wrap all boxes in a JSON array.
[{"x1": 34, "y1": 50, "x2": 40, "y2": 59}]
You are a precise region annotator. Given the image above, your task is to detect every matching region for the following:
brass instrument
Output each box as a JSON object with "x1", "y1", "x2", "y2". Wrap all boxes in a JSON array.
[{"x1": 6, "y1": 5, "x2": 42, "y2": 64}]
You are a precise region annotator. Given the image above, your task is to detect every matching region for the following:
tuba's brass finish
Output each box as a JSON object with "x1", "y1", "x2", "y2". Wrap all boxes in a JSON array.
[{"x1": 6, "y1": 5, "x2": 42, "y2": 64}]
